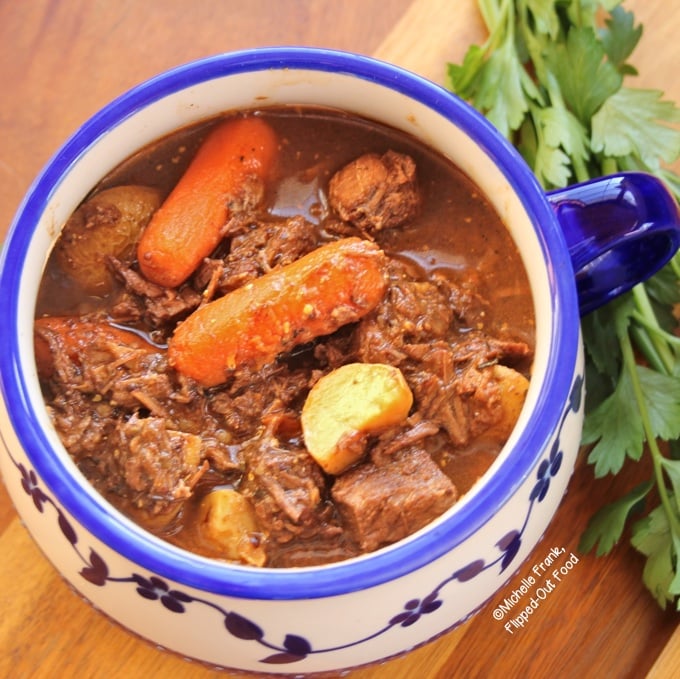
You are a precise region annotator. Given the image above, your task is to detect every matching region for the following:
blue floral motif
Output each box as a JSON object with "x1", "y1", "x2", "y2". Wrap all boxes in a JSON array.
[
  {"x1": 260, "y1": 634, "x2": 312, "y2": 665},
  {"x1": 1, "y1": 371, "x2": 584, "y2": 667},
  {"x1": 389, "y1": 592, "x2": 443, "y2": 627},
  {"x1": 18, "y1": 462, "x2": 49, "y2": 511},
  {"x1": 132, "y1": 573, "x2": 194, "y2": 613},
  {"x1": 453, "y1": 559, "x2": 485, "y2": 582},
  {"x1": 568, "y1": 374, "x2": 584, "y2": 414},
  {"x1": 80, "y1": 549, "x2": 109, "y2": 586},
  {"x1": 530, "y1": 439, "x2": 563, "y2": 502},
  {"x1": 224, "y1": 611, "x2": 264, "y2": 641},
  {"x1": 497, "y1": 530, "x2": 522, "y2": 572}
]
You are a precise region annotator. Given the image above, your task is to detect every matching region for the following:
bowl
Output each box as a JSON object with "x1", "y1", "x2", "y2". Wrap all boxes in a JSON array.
[{"x1": 1, "y1": 48, "x2": 678, "y2": 675}]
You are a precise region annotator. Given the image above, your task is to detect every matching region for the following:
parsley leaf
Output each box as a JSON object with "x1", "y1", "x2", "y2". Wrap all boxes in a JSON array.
[
  {"x1": 530, "y1": 102, "x2": 589, "y2": 188},
  {"x1": 579, "y1": 481, "x2": 652, "y2": 555},
  {"x1": 591, "y1": 88, "x2": 680, "y2": 166},
  {"x1": 475, "y1": 40, "x2": 531, "y2": 137},
  {"x1": 524, "y1": 0, "x2": 560, "y2": 39},
  {"x1": 631, "y1": 502, "x2": 679, "y2": 609},
  {"x1": 545, "y1": 26, "x2": 622, "y2": 124},
  {"x1": 580, "y1": 301, "x2": 624, "y2": 380},
  {"x1": 583, "y1": 367, "x2": 643, "y2": 476},
  {"x1": 599, "y1": 5, "x2": 642, "y2": 73},
  {"x1": 528, "y1": 108, "x2": 572, "y2": 188},
  {"x1": 584, "y1": 326, "x2": 680, "y2": 476},
  {"x1": 447, "y1": 1, "x2": 543, "y2": 139},
  {"x1": 642, "y1": 366, "x2": 680, "y2": 441},
  {"x1": 447, "y1": 44, "x2": 487, "y2": 100},
  {"x1": 644, "y1": 255, "x2": 680, "y2": 307}
]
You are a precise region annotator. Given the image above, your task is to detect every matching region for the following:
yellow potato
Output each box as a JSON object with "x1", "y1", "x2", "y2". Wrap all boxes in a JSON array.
[
  {"x1": 197, "y1": 488, "x2": 266, "y2": 566},
  {"x1": 55, "y1": 184, "x2": 162, "y2": 294},
  {"x1": 301, "y1": 362, "x2": 413, "y2": 475},
  {"x1": 487, "y1": 364, "x2": 529, "y2": 443}
]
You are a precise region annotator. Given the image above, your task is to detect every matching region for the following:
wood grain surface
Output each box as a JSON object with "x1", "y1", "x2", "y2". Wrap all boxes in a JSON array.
[{"x1": 1, "y1": 1, "x2": 678, "y2": 678}]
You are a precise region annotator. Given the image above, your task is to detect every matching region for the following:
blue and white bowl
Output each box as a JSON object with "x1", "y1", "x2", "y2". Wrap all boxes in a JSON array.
[{"x1": 1, "y1": 48, "x2": 677, "y2": 674}]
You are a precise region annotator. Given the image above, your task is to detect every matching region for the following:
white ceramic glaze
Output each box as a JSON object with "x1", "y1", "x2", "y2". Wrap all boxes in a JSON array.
[{"x1": 0, "y1": 49, "x2": 586, "y2": 674}]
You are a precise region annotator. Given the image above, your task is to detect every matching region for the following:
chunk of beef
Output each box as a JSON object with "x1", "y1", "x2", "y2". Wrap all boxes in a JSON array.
[
  {"x1": 447, "y1": 334, "x2": 532, "y2": 368},
  {"x1": 209, "y1": 364, "x2": 311, "y2": 438},
  {"x1": 320, "y1": 215, "x2": 363, "y2": 240},
  {"x1": 60, "y1": 411, "x2": 208, "y2": 518},
  {"x1": 108, "y1": 257, "x2": 202, "y2": 328},
  {"x1": 36, "y1": 316, "x2": 213, "y2": 516},
  {"x1": 329, "y1": 150, "x2": 420, "y2": 233},
  {"x1": 209, "y1": 388, "x2": 270, "y2": 437},
  {"x1": 35, "y1": 315, "x2": 173, "y2": 411},
  {"x1": 332, "y1": 446, "x2": 457, "y2": 552},
  {"x1": 106, "y1": 414, "x2": 208, "y2": 514},
  {"x1": 46, "y1": 392, "x2": 118, "y2": 461},
  {"x1": 194, "y1": 214, "x2": 320, "y2": 297},
  {"x1": 404, "y1": 336, "x2": 531, "y2": 447},
  {"x1": 445, "y1": 269, "x2": 491, "y2": 328},
  {"x1": 245, "y1": 439, "x2": 323, "y2": 527},
  {"x1": 240, "y1": 431, "x2": 347, "y2": 564},
  {"x1": 370, "y1": 418, "x2": 440, "y2": 463},
  {"x1": 352, "y1": 259, "x2": 455, "y2": 365}
]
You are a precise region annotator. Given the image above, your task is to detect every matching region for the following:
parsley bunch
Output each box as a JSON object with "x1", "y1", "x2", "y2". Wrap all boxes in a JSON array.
[{"x1": 447, "y1": 0, "x2": 680, "y2": 609}]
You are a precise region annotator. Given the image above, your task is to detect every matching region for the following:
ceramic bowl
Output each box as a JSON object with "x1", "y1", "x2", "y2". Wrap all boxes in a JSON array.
[{"x1": 1, "y1": 48, "x2": 679, "y2": 675}]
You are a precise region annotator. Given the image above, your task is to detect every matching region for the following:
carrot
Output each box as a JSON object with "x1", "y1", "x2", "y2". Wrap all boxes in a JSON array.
[
  {"x1": 137, "y1": 116, "x2": 278, "y2": 288},
  {"x1": 168, "y1": 237, "x2": 387, "y2": 387}
]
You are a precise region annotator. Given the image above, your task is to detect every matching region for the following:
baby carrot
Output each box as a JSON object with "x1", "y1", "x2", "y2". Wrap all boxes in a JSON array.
[
  {"x1": 137, "y1": 116, "x2": 278, "y2": 288},
  {"x1": 168, "y1": 237, "x2": 387, "y2": 387}
]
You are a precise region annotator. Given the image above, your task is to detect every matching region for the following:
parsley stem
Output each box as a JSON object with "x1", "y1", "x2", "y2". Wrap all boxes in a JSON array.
[
  {"x1": 601, "y1": 157, "x2": 619, "y2": 176},
  {"x1": 572, "y1": 152, "x2": 589, "y2": 185},
  {"x1": 669, "y1": 251, "x2": 680, "y2": 279},
  {"x1": 478, "y1": 0, "x2": 511, "y2": 53},
  {"x1": 631, "y1": 284, "x2": 676, "y2": 375},
  {"x1": 630, "y1": 311, "x2": 680, "y2": 352},
  {"x1": 620, "y1": 325, "x2": 680, "y2": 538},
  {"x1": 630, "y1": 325, "x2": 666, "y2": 375},
  {"x1": 478, "y1": 0, "x2": 501, "y2": 32}
]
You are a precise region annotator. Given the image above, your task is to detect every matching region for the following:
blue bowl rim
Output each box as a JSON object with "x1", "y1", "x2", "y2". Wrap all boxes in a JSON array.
[{"x1": 0, "y1": 47, "x2": 580, "y2": 599}]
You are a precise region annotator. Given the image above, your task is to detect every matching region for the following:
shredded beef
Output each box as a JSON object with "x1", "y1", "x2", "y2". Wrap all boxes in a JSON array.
[
  {"x1": 108, "y1": 415, "x2": 208, "y2": 514},
  {"x1": 194, "y1": 215, "x2": 320, "y2": 297},
  {"x1": 46, "y1": 393, "x2": 117, "y2": 460},
  {"x1": 240, "y1": 429, "x2": 351, "y2": 567},
  {"x1": 351, "y1": 260, "x2": 455, "y2": 366},
  {"x1": 209, "y1": 362, "x2": 310, "y2": 433},
  {"x1": 108, "y1": 257, "x2": 202, "y2": 328},
  {"x1": 329, "y1": 150, "x2": 420, "y2": 233}
]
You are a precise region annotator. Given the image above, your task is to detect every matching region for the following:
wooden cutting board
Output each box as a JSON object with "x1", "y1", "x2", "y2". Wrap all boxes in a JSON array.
[{"x1": 0, "y1": 1, "x2": 678, "y2": 677}]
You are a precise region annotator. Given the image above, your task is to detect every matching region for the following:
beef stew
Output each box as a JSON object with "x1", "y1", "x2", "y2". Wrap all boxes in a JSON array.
[{"x1": 35, "y1": 106, "x2": 535, "y2": 567}]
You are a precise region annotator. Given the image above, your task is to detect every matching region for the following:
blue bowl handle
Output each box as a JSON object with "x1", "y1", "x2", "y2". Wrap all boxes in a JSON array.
[{"x1": 547, "y1": 172, "x2": 680, "y2": 315}]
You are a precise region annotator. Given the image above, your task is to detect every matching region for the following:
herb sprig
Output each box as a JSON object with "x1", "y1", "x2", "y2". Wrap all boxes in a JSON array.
[{"x1": 447, "y1": 0, "x2": 680, "y2": 609}]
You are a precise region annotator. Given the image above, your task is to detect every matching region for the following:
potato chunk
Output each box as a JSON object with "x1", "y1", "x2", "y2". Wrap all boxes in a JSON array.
[
  {"x1": 486, "y1": 364, "x2": 529, "y2": 443},
  {"x1": 55, "y1": 184, "x2": 162, "y2": 294},
  {"x1": 301, "y1": 362, "x2": 413, "y2": 475},
  {"x1": 197, "y1": 488, "x2": 266, "y2": 566}
]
